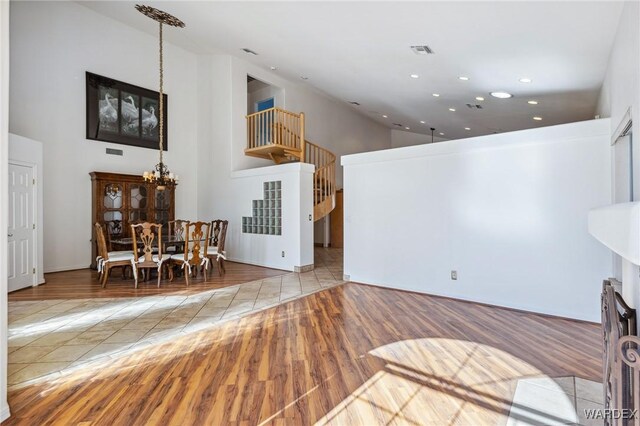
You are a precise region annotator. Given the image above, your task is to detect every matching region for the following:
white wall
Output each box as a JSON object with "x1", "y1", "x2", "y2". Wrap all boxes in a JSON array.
[
  {"x1": 9, "y1": 2, "x2": 199, "y2": 272},
  {"x1": 227, "y1": 163, "x2": 314, "y2": 270},
  {"x1": 0, "y1": 0, "x2": 10, "y2": 421},
  {"x1": 8, "y1": 134, "x2": 44, "y2": 285},
  {"x1": 391, "y1": 129, "x2": 448, "y2": 148},
  {"x1": 343, "y1": 119, "x2": 612, "y2": 322},
  {"x1": 596, "y1": 0, "x2": 640, "y2": 313}
]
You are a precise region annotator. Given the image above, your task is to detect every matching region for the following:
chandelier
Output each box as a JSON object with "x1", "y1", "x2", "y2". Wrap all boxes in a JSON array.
[{"x1": 137, "y1": 4, "x2": 185, "y2": 191}]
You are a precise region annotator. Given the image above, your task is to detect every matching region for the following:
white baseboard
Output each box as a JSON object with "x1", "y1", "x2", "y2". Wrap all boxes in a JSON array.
[
  {"x1": 0, "y1": 402, "x2": 10, "y2": 423},
  {"x1": 227, "y1": 257, "x2": 291, "y2": 272},
  {"x1": 44, "y1": 264, "x2": 90, "y2": 274}
]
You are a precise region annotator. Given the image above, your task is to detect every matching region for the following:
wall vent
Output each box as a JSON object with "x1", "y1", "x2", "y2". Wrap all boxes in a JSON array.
[
  {"x1": 241, "y1": 48, "x2": 258, "y2": 55},
  {"x1": 348, "y1": 101, "x2": 361, "y2": 106},
  {"x1": 466, "y1": 103, "x2": 483, "y2": 109},
  {"x1": 410, "y1": 45, "x2": 434, "y2": 55},
  {"x1": 106, "y1": 148, "x2": 123, "y2": 156}
]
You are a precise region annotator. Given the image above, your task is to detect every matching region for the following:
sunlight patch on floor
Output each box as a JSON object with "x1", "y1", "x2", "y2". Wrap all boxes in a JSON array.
[{"x1": 315, "y1": 338, "x2": 601, "y2": 426}]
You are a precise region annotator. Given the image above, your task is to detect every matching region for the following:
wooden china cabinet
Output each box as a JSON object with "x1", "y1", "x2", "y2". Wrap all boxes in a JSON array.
[{"x1": 90, "y1": 171, "x2": 175, "y2": 269}]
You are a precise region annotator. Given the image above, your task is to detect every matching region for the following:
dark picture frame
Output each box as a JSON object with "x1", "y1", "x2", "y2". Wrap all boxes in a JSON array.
[{"x1": 86, "y1": 72, "x2": 168, "y2": 150}]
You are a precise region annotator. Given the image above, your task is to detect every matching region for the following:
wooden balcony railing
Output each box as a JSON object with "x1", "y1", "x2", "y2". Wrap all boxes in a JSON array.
[{"x1": 246, "y1": 107, "x2": 305, "y2": 161}]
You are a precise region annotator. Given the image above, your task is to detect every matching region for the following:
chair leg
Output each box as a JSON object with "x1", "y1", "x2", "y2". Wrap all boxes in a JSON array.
[
  {"x1": 217, "y1": 259, "x2": 223, "y2": 276},
  {"x1": 185, "y1": 265, "x2": 190, "y2": 286},
  {"x1": 203, "y1": 263, "x2": 208, "y2": 281},
  {"x1": 101, "y1": 266, "x2": 109, "y2": 288},
  {"x1": 220, "y1": 258, "x2": 226, "y2": 274},
  {"x1": 157, "y1": 266, "x2": 162, "y2": 288},
  {"x1": 134, "y1": 266, "x2": 139, "y2": 289}
]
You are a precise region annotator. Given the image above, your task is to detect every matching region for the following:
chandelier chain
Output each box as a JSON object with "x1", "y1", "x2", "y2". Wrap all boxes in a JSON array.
[{"x1": 159, "y1": 21, "x2": 164, "y2": 163}]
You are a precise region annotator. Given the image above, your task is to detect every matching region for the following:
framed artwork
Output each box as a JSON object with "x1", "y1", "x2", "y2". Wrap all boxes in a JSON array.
[{"x1": 86, "y1": 72, "x2": 168, "y2": 150}]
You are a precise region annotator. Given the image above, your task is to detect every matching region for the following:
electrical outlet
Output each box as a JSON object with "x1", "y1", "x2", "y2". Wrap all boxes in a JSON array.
[
  {"x1": 281, "y1": 251, "x2": 285, "y2": 258},
  {"x1": 451, "y1": 270, "x2": 457, "y2": 280}
]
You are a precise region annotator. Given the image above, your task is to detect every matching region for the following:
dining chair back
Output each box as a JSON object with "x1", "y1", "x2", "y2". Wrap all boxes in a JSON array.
[
  {"x1": 169, "y1": 221, "x2": 210, "y2": 285},
  {"x1": 207, "y1": 220, "x2": 229, "y2": 276},
  {"x1": 94, "y1": 222, "x2": 135, "y2": 288},
  {"x1": 130, "y1": 222, "x2": 170, "y2": 288}
]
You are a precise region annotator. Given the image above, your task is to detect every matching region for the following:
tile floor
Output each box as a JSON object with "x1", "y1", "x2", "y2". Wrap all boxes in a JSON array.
[
  {"x1": 7, "y1": 254, "x2": 344, "y2": 388},
  {"x1": 507, "y1": 376, "x2": 604, "y2": 426}
]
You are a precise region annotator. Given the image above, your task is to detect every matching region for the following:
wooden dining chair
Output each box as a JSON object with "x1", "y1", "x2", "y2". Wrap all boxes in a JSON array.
[
  {"x1": 169, "y1": 221, "x2": 210, "y2": 285},
  {"x1": 95, "y1": 223, "x2": 135, "y2": 288},
  {"x1": 166, "y1": 219, "x2": 188, "y2": 254},
  {"x1": 130, "y1": 223, "x2": 172, "y2": 288},
  {"x1": 207, "y1": 220, "x2": 228, "y2": 276}
]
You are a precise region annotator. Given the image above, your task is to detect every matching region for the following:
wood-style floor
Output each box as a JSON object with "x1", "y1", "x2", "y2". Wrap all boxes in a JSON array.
[
  {"x1": 8, "y1": 261, "x2": 287, "y2": 301},
  {"x1": 3, "y1": 277, "x2": 601, "y2": 425}
]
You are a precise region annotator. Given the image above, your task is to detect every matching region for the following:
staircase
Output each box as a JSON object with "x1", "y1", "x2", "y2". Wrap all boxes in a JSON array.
[{"x1": 245, "y1": 107, "x2": 336, "y2": 221}]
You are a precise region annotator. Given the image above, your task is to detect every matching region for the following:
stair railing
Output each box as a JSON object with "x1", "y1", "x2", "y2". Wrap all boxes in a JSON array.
[{"x1": 305, "y1": 140, "x2": 336, "y2": 216}]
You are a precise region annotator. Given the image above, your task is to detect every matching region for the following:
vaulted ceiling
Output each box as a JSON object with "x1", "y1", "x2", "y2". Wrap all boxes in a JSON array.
[{"x1": 79, "y1": 1, "x2": 624, "y2": 140}]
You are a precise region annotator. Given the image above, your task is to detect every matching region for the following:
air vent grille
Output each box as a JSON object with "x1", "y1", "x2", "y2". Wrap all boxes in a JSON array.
[
  {"x1": 242, "y1": 48, "x2": 258, "y2": 55},
  {"x1": 392, "y1": 123, "x2": 403, "y2": 127},
  {"x1": 348, "y1": 101, "x2": 361, "y2": 106},
  {"x1": 410, "y1": 45, "x2": 434, "y2": 55},
  {"x1": 466, "y1": 103, "x2": 483, "y2": 109},
  {"x1": 106, "y1": 148, "x2": 123, "y2": 156}
]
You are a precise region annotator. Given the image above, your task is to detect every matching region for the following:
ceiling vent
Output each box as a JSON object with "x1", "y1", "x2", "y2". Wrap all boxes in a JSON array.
[
  {"x1": 392, "y1": 123, "x2": 403, "y2": 127},
  {"x1": 241, "y1": 48, "x2": 258, "y2": 55},
  {"x1": 348, "y1": 101, "x2": 361, "y2": 106},
  {"x1": 410, "y1": 45, "x2": 434, "y2": 55},
  {"x1": 466, "y1": 103, "x2": 483, "y2": 109}
]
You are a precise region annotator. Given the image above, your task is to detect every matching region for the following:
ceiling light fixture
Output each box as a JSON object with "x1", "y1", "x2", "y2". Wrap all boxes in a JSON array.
[
  {"x1": 270, "y1": 66, "x2": 278, "y2": 71},
  {"x1": 382, "y1": 114, "x2": 388, "y2": 118},
  {"x1": 410, "y1": 74, "x2": 420, "y2": 79},
  {"x1": 405, "y1": 126, "x2": 410, "y2": 130},
  {"x1": 533, "y1": 116, "x2": 543, "y2": 121},
  {"x1": 138, "y1": 4, "x2": 183, "y2": 191},
  {"x1": 490, "y1": 91, "x2": 512, "y2": 99},
  {"x1": 458, "y1": 76, "x2": 469, "y2": 81},
  {"x1": 439, "y1": 132, "x2": 445, "y2": 136},
  {"x1": 449, "y1": 108, "x2": 456, "y2": 112},
  {"x1": 432, "y1": 93, "x2": 440, "y2": 97},
  {"x1": 475, "y1": 96, "x2": 485, "y2": 101},
  {"x1": 464, "y1": 127, "x2": 471, "y2": 130},
  {"x1": 528, "y1": 100, "x2": 539, "y2": 105},
  {"x1": 519, "y1": 78, "x2": 532, "y2": 83},
  {"x1": 420, "y1": 120, "x2": 426, "y2": 124}
]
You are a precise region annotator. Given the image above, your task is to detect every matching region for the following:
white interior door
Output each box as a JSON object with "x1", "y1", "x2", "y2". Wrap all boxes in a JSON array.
[{"x1": 8, "y1": 163, "x2": 34, "y2": 292}]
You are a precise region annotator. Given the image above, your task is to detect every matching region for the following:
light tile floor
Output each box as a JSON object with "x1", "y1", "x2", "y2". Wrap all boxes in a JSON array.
[
  {"x1": 506, "y1": 376, "x2": 604, "y2": 426},
  {"x1": 8, "y1": 252, "x2": 344, "y2": 388}
]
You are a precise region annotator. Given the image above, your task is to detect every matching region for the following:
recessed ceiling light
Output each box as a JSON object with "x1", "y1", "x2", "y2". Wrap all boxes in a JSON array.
[
  {"x1": 420, "y1": 120, "x2": 426, "y2": 124},
  {"x1": 458, "y1": 76, "x2": 469, "y2": 81},
  {"x1": 382, "y1": 114, "x2": 388, "y2": 118},
  {"x1": 449, "y1": 108, "x2": 456, "y2": 112},
  {"x1": 475, "y1": 96, "x2": 484, "y2": 101},
  {"x1": 490, "y1": 91, "x2": 512, "y2": 99},
  {"x1": 410, "y1": 74, "x2": 420, "y2": 79},
  {"x1": 519, "y1": 78, "x2": 532, "y2": 83},
  {"x1": 432, "y1": 93, "x2": 440, "y2": 97},
  {"x1": 533, "y1": 116, "x2": 543, "y2": 121},
  {"x1": 439, "y1": 132, "x2": 445, "y2": 136},
  {"x1": 527, "y1": 100, "x2": 539, "y2": 105},
  {"x1": 270, "y1": 66, "x2": 278, "y2": 71},
  {"x1": 464, "y1": 127, "x2": 471, "y2": 130},
  {"x1": 405, "y1": 126, "x2": 410, "y2": 130}
]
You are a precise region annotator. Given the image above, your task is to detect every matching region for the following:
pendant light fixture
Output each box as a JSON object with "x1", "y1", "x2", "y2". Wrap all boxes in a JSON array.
[{"x1": 137, "y1": 4, "x2": 185, "y2": 190}]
